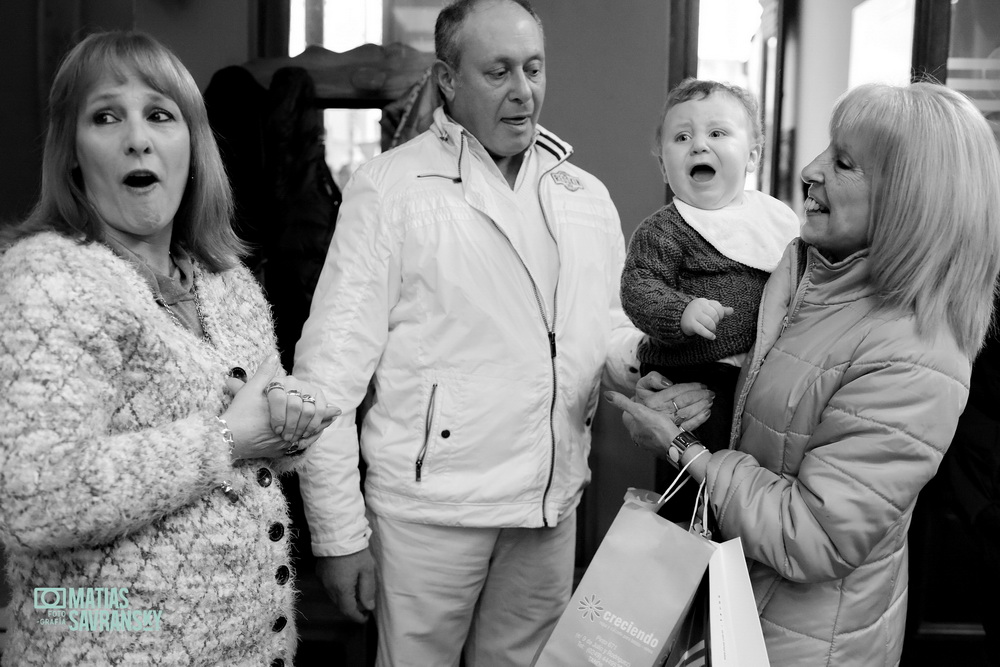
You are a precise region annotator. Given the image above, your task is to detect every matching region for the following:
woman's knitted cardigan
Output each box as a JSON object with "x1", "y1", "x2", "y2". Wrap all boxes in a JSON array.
[{"x1": 0, "y1": 232, "x2": 302, "y2": 667}]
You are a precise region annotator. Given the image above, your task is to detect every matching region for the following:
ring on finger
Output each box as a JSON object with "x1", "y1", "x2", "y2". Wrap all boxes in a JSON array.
[
  {"x1": 283, "y1": 443, "x2": 301, "y2": 455},
  {"x1": 671, "y1": 400, "x2": 679, "y2": 413},
  {"x1": 263, "y1": 381, "x2": 285, "y2": 397},
  {"x1": 301, "y1": 394, "x2": 316, "y2": 405},
  {"x1": 286, "y1": 389, "x2": 302, "y2": 398}
]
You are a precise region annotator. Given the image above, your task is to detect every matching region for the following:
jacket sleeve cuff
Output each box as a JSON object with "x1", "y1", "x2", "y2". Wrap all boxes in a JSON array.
[
  {"x1": 298, "y1": 421, "x2": 370, "y2": 556},
  {"x1": 603, "y1": 327, "x2": 643, "y2": 393}
]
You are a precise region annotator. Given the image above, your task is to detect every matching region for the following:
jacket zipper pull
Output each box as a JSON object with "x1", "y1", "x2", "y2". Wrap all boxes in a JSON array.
[{"x1": 549, "y1": 331, "x2": 556, "y2": 358}]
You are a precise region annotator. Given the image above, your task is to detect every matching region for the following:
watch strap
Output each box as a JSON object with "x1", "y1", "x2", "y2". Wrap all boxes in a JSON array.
[{"x1": 668, "y1": 430, "x2": 702, "y2": 466}]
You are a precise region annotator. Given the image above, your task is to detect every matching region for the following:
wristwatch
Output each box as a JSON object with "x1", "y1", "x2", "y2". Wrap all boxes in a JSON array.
[{"x1": 667, "y1": 430, "x2": 702, "y2": 467}]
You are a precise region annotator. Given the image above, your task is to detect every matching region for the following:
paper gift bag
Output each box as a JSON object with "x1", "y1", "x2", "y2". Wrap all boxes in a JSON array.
[
  {"x1": 533, "y1": 488, "x2": 717, "y2": 667},
  {"x1": 665, "y1": 480, "x2": 770, "y2": 667},
  {"x1": 706, "y1": 537, "x2": 769, "y2": 666},
  {"x1": 664, "y1": 538, "x2": 769, "y2": 667}
]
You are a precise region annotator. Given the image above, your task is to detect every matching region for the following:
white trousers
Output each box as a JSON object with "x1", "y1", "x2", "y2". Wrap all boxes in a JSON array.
[{"x1": 368, "y1": 510, "x2": 577, "y2": 667}]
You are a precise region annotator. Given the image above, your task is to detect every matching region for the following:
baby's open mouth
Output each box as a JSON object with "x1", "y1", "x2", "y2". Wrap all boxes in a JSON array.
[{"x1": 690, "y1": 165, "x2": 715, "y2": 182}]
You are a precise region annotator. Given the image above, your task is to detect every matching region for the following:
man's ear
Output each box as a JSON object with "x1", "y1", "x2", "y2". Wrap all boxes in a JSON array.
[
  {"x1": 746, "y1": 144, "x2": 762, "y2": 174},
  {"x1": 433, "y1": 60, "x2": 457, "y2": 104}
]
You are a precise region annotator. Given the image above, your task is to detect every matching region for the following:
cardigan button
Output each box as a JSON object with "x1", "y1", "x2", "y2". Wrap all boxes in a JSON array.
[
  {"x1": 276, "y1": 565, "x2": 290, "y2": 585},
  {"x1": 441, "y1": 429, "x2": 450, "y2": 438},
  {"x1": 268, "y1": 522, "x2": 285, "y2": 541},
  {"x1": 257, "y1": 467, "x2": 273, "y2": 487},
  {"x1": 270, "y1": 660, "x2": 285, "y2": 667},
  {"x1": 272, "y1": 616, "x2": 287, "y2": 632},
  {"x1": 228, "y1": 366, "x2": 247, "y2": 381},
  {"x1": 585, "y1": 417, "x2": 592, "y2": 427}
]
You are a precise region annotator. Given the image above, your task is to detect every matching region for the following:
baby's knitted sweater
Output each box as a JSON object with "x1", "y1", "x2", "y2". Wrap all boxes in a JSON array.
[
  {"x1": 0, "y1": 232, "x2": 301, "y2": 666},
  {"x1": 621, "y1": 203, "x2": 769, "y2": 368}
]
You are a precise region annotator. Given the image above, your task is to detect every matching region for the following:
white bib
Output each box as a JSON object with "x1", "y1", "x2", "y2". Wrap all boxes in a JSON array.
[{"x1": 674, "y1": 190, "x2": 800, "y2": 272}]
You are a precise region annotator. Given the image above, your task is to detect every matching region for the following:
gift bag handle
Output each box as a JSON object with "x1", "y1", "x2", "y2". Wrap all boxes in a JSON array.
[
  {"x1": 689, "y1": 477, "x2": 712, "y2": 539},
  {"x1": 655, "y1": 448, "x2": 709, "y2": 510}
]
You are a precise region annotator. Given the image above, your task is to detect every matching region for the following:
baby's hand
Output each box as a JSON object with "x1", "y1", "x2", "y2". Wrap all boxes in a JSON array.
[{"x1": 680, "y1": 298, "x2": 734, "y2": 340}]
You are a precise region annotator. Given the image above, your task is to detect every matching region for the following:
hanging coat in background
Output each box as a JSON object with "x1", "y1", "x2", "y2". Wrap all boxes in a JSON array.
[{"x1": 206, "y1": 65, "x2": 342, "y2": 371}]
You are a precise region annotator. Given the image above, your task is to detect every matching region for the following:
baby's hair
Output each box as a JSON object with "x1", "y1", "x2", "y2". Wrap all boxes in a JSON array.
[{"x1": 654, "y1": 78, "x2": 763, "y2": 156}]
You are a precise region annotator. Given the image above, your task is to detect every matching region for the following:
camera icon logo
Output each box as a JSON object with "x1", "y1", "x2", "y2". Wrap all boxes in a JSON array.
[{"x1": 33, "y1": 587, "x2": 66, "y2": 609}]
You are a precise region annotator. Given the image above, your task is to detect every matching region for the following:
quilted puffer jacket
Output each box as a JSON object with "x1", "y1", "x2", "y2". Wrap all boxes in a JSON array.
[{"x1": 704, "y1": 240, "x2": 970, "y2": 666}]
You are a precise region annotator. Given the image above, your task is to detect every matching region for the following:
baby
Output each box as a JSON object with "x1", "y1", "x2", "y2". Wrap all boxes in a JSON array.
[{"x1": 621, "y1": 78, "x2": 799, "y2": 455}]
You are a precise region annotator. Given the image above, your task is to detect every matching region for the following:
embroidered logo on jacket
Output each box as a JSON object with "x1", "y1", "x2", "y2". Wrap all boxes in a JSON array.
[{"x1": 551, "y1": 170, "x2": 583, "y2": 191}]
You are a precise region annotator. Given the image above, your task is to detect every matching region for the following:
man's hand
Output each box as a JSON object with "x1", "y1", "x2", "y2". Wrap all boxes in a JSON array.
[
  {"x1": 680, "y1": 298, "x2": 734, "y2": 340},
  {"x1": 316, "y1": 550, "x2": 377, "y2": 623}
]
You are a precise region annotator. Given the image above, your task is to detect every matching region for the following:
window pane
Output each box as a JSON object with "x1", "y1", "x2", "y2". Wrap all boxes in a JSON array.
[{"x1": 947, "y1": 0, "x2": 1000, "y2": 142}]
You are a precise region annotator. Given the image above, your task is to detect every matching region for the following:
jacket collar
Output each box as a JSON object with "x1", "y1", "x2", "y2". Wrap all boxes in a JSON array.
[
  {"x1": 430, "y1": 105, "x2": 573, "y2": 167},
  {"x1": 799, "y1": 242, "x2": 875, "y2": 302}
]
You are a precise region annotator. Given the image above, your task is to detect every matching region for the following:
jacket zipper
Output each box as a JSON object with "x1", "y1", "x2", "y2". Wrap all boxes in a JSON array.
[
  {"x1": 536, "y1": 163, "x2": 563, "y2": 527},
  {"x1": 428, "y1": 130, "x2": 567, "y2": 524},
  {"x1": 484, "y1": 155, "x2": 565, "y2": 525},
  {"x1": 732, "y1": 244, "x2": 808, "y2": 445},
  {"x1": 415, "y1": 383, "x2": 438, "y2": 481},
  {"x1": 484, "y1": 215, "x2": 559, "y2": 524}
]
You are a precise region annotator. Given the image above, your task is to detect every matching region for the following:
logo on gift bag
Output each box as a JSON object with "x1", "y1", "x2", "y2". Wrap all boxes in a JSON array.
[
  {"x1": 575, "y1": 593, "x2": 661, "y2": 648},
  {"x1": 551, "y1": 170, "x2": 583, "y2": 191},
  {"x1": 578, "y1": 594, "x2": 604, "y2": 621}
]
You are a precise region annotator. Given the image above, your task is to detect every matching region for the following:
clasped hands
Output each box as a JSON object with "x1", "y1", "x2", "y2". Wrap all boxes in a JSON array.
[
  {"x1": 221, "y1": 353, "x2": 341, "y2": 461},
  {"x1": 604, "y1": 370, "x2": 713, "y2": 460}
]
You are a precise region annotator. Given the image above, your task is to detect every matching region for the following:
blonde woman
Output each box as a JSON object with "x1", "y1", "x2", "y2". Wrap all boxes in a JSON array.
[{"x1": 607, "y1": 82, "x2": 1000, "y2": 666}]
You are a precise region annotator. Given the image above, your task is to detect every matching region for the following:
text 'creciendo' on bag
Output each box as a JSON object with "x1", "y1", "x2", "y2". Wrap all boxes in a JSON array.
[{"x1": 533, "y1": 463, "x2": 769, "y2": 667}]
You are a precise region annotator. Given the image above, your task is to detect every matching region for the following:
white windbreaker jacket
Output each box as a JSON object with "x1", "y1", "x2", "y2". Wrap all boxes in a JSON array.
[{"x1": 294, "y1": 108, "x2": 641, "y2": 557}]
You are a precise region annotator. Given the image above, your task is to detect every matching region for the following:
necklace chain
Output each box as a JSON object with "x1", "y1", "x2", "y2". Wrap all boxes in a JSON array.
[{"x1": 157, "y1": 279, "x2": 211, "y2": 343}]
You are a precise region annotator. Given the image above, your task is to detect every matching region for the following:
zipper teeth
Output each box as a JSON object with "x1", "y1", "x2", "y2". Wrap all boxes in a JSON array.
[
  {"x1": 415, "y1": 383, "x2": 437, "y2": 481},
  {"x1": 536, "y1": 161, "x2": 563, "y2": 527},
  {"x1": 734, "y1": 251, "x2": 806, "y2": 446}
]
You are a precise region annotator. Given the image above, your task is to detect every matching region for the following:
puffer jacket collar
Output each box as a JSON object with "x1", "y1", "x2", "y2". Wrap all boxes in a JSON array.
[{"x1": 799, "y1": 242, "x2": 875, "y2": 303}]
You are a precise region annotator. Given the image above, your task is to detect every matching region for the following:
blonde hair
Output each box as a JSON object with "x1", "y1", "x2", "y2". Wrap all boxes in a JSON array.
[
  {"x1": 3, "y1": 30, "x2": 242, "y2": 271},
  {"x1": 831, "y1": 82, "x2": 1000, "y2": 357}
]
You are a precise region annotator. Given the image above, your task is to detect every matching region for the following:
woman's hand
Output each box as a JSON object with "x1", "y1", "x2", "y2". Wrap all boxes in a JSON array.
[
  {"x1": 604, "y1": 384, "x2": 712, "y2": 482},
  {"x1": 604, "y1": 372, "x2": 713, "y2": 456},
  {"x1": 634, "y1": 371, "x2": 714, "y2": 431},
  {"x1": 221, "y1": 354, "x2": 341, "y2": 460}
]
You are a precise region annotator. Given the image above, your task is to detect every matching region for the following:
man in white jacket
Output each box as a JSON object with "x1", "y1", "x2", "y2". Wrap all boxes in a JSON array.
[{"x1": 293, "y1": 0, "x2": 644, "y2": 664}]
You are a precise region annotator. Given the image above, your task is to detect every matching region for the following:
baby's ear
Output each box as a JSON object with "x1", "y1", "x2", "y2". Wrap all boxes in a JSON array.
[
  {"x1": 656, "y1": 155, "x2": 668, "y2": 181},
  {"x1": 746, "y1": 144, "x2": 762, "y2": 174}
]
